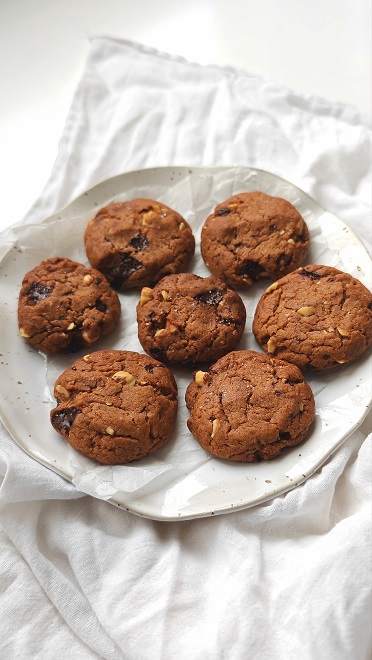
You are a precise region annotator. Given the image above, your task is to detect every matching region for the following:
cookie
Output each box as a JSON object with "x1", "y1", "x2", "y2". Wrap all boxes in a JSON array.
[
  {"x1": 84, "y1": 199, "x2": 195, "y2": 290},
  {"x1": 18, "y1": 257, "x2": 121, "y2": 354},
  {"x1": 253, "y1": 265, "x2": 372, "y2": 370},
  {"x1": 50, "y1": 349, "x2": 178, "y2": 464},
  {"x1": 200, "y1": 191, "x2": 309, "y2": 288},
  {"x1": 137, "y1": 273, "x2": 246, "y2": 365},
  {"x1": 185, "y1": 350, "x2": 315, "y2": 461}
]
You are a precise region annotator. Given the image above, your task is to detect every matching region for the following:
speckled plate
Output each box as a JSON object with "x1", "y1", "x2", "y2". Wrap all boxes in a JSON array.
[{"x1": 0, "y1": 166, "x2": 371, "y2": 520}]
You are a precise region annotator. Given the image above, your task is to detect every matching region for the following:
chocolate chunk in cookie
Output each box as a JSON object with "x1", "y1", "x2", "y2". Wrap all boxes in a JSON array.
[
  {"x1": 253, "y1": 265, "x2": 372, "y2": 370},
  {"x1": 84, "y1": 199, "x2": 195, "y2": 290},
  {"x1": 200, "y1": 191, "x2": 309, "y2": 289},
  {"x1": 50, "y1": 350, "x2": 178, "y2": 464},
  {"x1": 137, "y1": 273, "x2": 246, "y2": 365},
  {"x1": 18, "y1": 257, "x2": 121, "y2": 354},
  {"x1": 185, "y1": 350, "x2": 315, "y2": 461}
]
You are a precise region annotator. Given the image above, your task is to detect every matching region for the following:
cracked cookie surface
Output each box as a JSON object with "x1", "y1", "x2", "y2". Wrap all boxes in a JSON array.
[
  {"x1": 18, "y1": 257, "x2": 121, "y2": 354},
  {"x1": 84, "y1": 199, "x2": 195, "y2": 290},
  {"x1": 50, "y1": 349, "x2": 178, "y2": 464},
  {"x1": 137, "y1": 273, "x2": 246, "y2": 365},
  {"x1": 253, "y1": 264, "x2": 372, "y2": 369},
  {"x1": 200, "y1": 191, "x2": 309, "y2": 289},
  {"x1": 185, "y1": 350, "x2": 315, "y2": 461}
]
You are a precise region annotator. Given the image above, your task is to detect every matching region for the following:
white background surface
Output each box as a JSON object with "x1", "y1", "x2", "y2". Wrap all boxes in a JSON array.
[{"x1": 0, "y1": 0, "x2": 371, "y2": 230}]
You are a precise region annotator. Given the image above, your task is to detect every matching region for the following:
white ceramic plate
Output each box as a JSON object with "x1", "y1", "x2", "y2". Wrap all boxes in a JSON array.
[{"x1": 0, "y1": 166, "x2": 371, "y2": 520}]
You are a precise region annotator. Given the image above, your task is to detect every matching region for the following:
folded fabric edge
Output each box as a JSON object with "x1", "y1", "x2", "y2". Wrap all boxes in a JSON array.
[{"x1": 89, "y1": 34, "x2": 371, "y2": 126}]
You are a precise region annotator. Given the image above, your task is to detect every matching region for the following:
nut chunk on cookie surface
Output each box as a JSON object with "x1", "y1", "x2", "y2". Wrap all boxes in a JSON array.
[
  {"x1": 185, "y1": 350, "x2": 315, "y2": 462},
  {"x1": 253, "y1": 264, "x2": 372, "y2": 370},
  {"x1": 137, "y1": 273, "x2": 246, "y2": 365},
  {"x1": 84, "y1": 199, "x2": 195, "y2": 290},
  {"x1": 18, "y1": 257, "x2": 121, "y2": 354},
  {"x1": 50, "y1": 350, "x2": 178, "y2": 464},
  {"x1": 200, "y1": 191, "x2": 309, "y2": 289}
]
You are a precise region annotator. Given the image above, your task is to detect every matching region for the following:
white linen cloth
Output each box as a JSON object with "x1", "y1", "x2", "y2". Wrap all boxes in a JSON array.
[{"x1": 0, "y1": 38, "x2": 371, "y2": 660}]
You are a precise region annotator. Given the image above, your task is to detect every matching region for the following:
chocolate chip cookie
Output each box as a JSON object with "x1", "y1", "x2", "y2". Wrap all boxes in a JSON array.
[
  {"x1": 200, "y1": 191, "x2": 309, "y2": 288},
  {"x1": 18, "y1": 257, "x2": 121, "y2": 354},
  {"x1": 84, "y1": 199, "x2": 195, "y2": 290},
  {"x1": 50, "y1": 349, "x2": 178, "y2": 464},
  {"x1": 185, "y1": 350, "x2": 315, "y2": 461},
  {"x1": 137, "y1": 273, "x2": 246, "y2": 365},
  {"x1": 253, "y1": 265, "x2": 372, "y2": 370}
]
